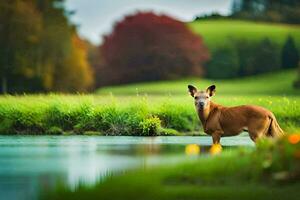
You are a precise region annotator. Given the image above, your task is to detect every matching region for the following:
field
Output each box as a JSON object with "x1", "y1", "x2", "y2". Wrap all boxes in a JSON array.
[
  {"x1": 188, "y1": 19, "x2": 300, "y2": 51},
  {"x1": 97, "y1": 69, "x2": 299, "y2": 96},
  {"x1": 0, "y1": 70, "x2": 299, "y2": 135}
]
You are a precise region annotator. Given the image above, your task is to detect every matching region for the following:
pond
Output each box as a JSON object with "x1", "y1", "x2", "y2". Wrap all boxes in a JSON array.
[{"x1": 0, "y1": 135, "x2": 253, "y2": 200}]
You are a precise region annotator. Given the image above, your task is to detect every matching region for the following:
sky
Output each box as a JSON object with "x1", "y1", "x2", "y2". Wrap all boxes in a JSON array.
[{"x1": 65, "y1": 0, "x2": 232, "y2": 44}]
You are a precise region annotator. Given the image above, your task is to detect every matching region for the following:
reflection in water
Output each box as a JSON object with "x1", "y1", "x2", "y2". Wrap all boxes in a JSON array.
[{"x1": 0, "y1": 136, "x2": 253, "y2": 200}]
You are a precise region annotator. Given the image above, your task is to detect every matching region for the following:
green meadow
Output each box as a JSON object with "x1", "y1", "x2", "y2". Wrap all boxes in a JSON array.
[
  {"x1": 0, "y1": 70, "x2": 299, "y2": 135},
  {"x1": 97, "y1": 69, "x2": 299, "y2": 96},
  {"x1": 189, "y1": 19, "x2": 300, "y2": 50}
]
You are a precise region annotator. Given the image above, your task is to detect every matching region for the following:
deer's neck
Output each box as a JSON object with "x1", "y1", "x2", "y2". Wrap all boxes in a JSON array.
[{"x1": 197, "y1": 102, "x2": 219, "y2": 129}]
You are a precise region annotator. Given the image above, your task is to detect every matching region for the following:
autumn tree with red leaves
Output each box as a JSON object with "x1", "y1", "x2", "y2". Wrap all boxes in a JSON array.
[{"x1": 98, "y1": 12, "x2": 210, "y2": 86}]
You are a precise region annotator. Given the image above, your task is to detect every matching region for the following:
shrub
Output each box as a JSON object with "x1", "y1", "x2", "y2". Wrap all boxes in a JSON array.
[
  {"x1": 139, "y1": 116, "x2": 161, "y2": 136},
  {"x1": 158, "y1": 128, "x2": 180, "y2": 136},
  {"x1": 46, "y1": 127, "x2": 64, "y2": 135}
]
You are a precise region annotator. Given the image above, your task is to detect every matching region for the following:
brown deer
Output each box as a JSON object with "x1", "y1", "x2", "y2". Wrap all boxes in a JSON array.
[{"x1": 188, "y1": 85, "x2": 284, "y2": 144}]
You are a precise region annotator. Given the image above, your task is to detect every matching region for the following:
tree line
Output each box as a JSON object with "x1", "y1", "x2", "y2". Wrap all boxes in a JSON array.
[
  {"x1": 0, "y1": 0, "x2": 93, "y2": 93},
  {"x1": 95, "y1": 12, "x2": 299, "y2": 86},
  {"x1": 1, "y1": 2, "x2": 299, "y2": 92},
  {"x1": 195, "y1": 0, "x2": 300, "y2": 24},
  {"x1": 231, "y1": 0, "x2": 300, "y2": 24},
  {"x1": 94, "y1": 12, "x2": 210, "y2": 87},
  {"x1": 206, "y1": 36, "x2": 299, "y2": 79}
]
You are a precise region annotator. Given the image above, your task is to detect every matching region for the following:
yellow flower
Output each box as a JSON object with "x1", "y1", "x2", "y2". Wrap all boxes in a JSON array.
[
  {"x1": 288, "y1": 134, "x2": 300, "y2": 145},
  {"x1": 185, "y1": 144, "x2": 200, "y2": 155},
  {"x1": 209, "y1": 144, "x2": 222, "y2": 155}
]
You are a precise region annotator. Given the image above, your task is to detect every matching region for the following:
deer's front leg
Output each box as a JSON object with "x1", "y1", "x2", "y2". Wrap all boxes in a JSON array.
[{"x1": 211, "y1": 130, "x2": 223, "y2": 144}]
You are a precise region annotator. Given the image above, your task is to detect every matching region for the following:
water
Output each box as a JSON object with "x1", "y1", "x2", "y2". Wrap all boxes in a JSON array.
[{"x1": 0, "y1": 135, "x2": 253, "y2": 200}]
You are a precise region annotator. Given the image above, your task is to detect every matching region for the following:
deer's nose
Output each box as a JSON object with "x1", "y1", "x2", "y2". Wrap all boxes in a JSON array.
[{"x1": 199, "y1": 102, "x2": 205, "y2": 106}]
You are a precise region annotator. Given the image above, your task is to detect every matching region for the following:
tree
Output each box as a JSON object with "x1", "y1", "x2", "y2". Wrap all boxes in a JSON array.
[
  {"x1": 233, "y1": 39, "x2": 257, "y2": 76},
  {"x1": 281, "y1": 36, "x2": 299, "y2": 69},
  {"x1": 0, "y1": 0, "x2": 42, "y2": 93},
  {"x1": 206, "y1": 44, "x2": 239, "y2": 79},
  {"x1": 85, "y1": 40, "x2": 103, "y2": 88},
  {"x1": 233, "y1": 38, "x2": 280, "y2": 77},
  {"x1": 0, "y1": 0, "x2": 94, "y2": 93},
  {"x1": 231, "y1": 0, "x2": 300, "y2": 24},
  {"x1": 52, "y1": 34, "x2": 94, "y2": 92},
  {"x1": 99, "y1": 12, "x2": 210, "y2": 85},
  {"x1": 253, "y1": 38, "x2": 280, "y2": 74}
]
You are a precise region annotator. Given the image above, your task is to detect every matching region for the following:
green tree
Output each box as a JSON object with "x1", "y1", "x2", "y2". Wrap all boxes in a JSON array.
[
  {"x1": 53, "y1": 34, "x2": 94, "y2": 92},
  {"x1": 281, "y1": 36, "x2": 299, "y2": 69},
  {"x1": 254, "y1": 38, "x2": 280, "y2": 74},
  {"x1": 0, "y1": 0, "x2": 42, "y2": 93},
  {"x1": 231, "y1": 0, "x2": 300, "y2": 24},
  {"x1": 233, "y1": 38, "x2": 280, "y2": 77},
  {"x1": 206, "y1": 44, "x2": 239, "y2": 79},
  {"x1": 0, "y1": 0, "x2": 94, "y2": 93},
  {"x1": 233, "y1": 39, "x2": 256, "y2": 76}
]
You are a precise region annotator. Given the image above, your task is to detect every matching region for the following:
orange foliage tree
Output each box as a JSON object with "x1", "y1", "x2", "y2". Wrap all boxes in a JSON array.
[{"x1": 52, "y1": 34, "x2": 94, "y2": 92}]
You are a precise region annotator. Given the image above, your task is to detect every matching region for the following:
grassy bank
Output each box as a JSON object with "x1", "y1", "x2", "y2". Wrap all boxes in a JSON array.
[
  {"x1": 188, "y1": 19, "x2": 300, "y2": 51},
  {"x1": 43, "y1": 134, "x2": 300, "y2": 200},
  {"x1": 0, "y1": 70, "x2": 299, "y2": 135}
]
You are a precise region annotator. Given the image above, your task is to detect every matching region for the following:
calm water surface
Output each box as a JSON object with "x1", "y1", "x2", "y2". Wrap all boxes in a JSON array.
[{"x1": 0, "y1": 135, "x2": 253, "y2": 200}]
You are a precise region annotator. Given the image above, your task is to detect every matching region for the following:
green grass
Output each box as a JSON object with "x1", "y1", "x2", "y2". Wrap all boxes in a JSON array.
[
  {"x1": 43, "y1": 135, "x2": 300, "y2": 200},
  {"x1": 188, "y1": 19, "x2": 300, "y2": 51},
  {"x1": 97, "y1": 70, "x2": 299, "y2": 96},
  {"x1": 0, "y1": 70, "x2": 299, "y2": 135}
]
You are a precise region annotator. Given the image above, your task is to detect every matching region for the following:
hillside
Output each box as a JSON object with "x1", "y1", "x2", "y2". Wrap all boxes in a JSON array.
[
  {"x1": 97, "y1": 70, "x2": 299, "y2": 96},
  {"x1": 188, "y1": 19, "x2": 300, "y2": 51}
]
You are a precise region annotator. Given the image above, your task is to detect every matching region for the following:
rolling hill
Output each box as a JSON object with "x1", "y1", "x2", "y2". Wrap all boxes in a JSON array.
[
  {"x1": 97, "y1": 70, "x2": 299, "y2": 96},
  {"x1": 188, "y1": 19, "x2": 300, "y2": 51}
]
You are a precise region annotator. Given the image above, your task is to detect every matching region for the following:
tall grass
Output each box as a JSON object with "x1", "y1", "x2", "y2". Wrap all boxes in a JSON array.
[{"x1": 0, "y1": 94, "x2": 298, "y2": 135}]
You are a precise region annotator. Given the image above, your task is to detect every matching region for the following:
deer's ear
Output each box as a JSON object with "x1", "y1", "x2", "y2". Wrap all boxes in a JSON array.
[
  {"x1": 206, "y1": 85, "x2": 216, "y2": 97},
  {"x1": 188, "y1": 85, "x2": 197, "y2": 97}
]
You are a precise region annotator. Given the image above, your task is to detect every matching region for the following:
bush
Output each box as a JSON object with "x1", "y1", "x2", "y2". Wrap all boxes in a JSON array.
[
  {"x1": 158, "y1": 128, "x2": 180, "y2": 136},
  {"x1": 139, "y1": 116, "x2": 161, "y2": 136},
  {"x1": 46, "y1": 127, "x2": 64, "y2": 135}
]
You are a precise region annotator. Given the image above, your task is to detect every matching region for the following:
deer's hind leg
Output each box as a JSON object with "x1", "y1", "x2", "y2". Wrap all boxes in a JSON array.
[{"x1": 248, "y1": 117, "x2": 271, "y2": 142}]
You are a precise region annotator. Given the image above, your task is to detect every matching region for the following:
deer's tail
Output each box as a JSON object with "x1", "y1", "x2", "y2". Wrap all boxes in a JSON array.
[{"x1": 268, "y1": 114, "x2": 285, "y2": 137}]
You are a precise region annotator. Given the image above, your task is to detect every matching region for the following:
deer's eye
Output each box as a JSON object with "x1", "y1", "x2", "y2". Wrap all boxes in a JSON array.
[{"x1": 194, "y1": 96, "x2": 198, "y2": 100}]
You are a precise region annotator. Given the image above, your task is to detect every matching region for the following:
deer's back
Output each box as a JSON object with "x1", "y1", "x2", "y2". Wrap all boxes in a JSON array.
[{"x1": 218, "y1": 105, "x2": 272, "y2": 136}]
